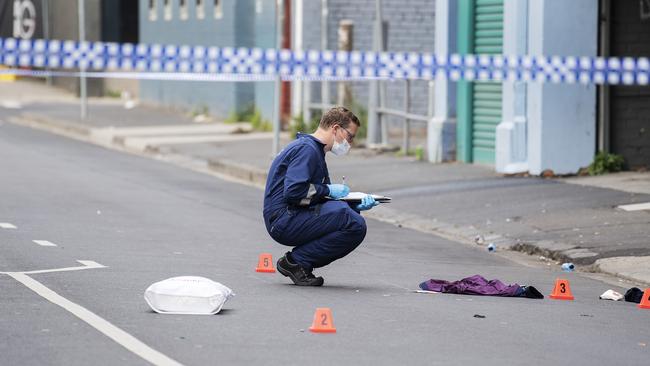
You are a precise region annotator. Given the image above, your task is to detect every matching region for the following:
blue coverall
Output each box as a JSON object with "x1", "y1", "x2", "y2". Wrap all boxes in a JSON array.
[{"x1": 263, "y1": 133, "x2": 367, "y2": 271}]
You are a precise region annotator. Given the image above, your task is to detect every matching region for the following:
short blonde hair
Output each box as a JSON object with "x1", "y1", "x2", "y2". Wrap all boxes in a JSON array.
[{"x1": 319, "y1": 106, "x2": 360, "y2": 129}]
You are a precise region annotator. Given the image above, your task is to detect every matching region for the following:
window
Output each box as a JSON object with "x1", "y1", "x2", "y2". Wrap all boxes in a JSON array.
[
  {"x1": 180, "y1": 0, "x2": 189, "y2": 20},
  {"x1": 255, "y1": 0, "x2": 263, "y2": 14},
  {"x1": 196, "y1": 0, "x2": 205, "y2": 19},
  {"x1": 164, "y1": 0, "x2": 172, "y2": 21},
  {"x1": 148, "y1": 0, "x2": 157, "y2": 21},
  {"x1": 214, "y1": 0, "x2": 223, "y2": 19}
]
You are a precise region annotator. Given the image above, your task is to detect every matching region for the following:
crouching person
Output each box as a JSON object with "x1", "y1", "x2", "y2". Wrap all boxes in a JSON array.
[{"x1": 262, "y1": 107, "x2": 379, "y2": 286}]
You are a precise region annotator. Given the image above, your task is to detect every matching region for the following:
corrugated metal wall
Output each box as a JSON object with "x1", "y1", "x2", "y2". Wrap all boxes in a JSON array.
[{"x1": 471, "y1": 0, "x2": 503, "y2": 163}]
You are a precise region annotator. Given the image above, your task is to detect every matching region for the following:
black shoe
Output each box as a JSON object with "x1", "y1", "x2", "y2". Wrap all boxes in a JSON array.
[
  {"x1": 522, "y1": 286, "x2": 544, "y2": 299},
  {"x1": 277, "y1": 252, "x2": 324, "y2": 287}
]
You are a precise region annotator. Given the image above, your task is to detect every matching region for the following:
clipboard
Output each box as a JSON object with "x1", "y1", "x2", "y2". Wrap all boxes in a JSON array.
[{"x1": 337, "y1": 192, "x2": 392, "y2": 203}]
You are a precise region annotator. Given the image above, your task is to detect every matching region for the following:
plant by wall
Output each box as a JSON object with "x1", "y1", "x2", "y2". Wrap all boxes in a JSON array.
[
  {"x1": 588, "y1": 152, "x2": 625, "y2": 175},
  {"x1": 225, "y1": 104, "x2": 272, "y2": 131},
  {"x1": 349, "y1": 100, "x2": 368, "y2": 141},
  {"x1": 289, "y1": 112, "x2": 322, "y2": 139}
]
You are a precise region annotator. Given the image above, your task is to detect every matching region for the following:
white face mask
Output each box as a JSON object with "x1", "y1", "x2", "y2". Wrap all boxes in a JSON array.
[{"x1": 331, "y1": 129, "x2": 351, "y2": 156}]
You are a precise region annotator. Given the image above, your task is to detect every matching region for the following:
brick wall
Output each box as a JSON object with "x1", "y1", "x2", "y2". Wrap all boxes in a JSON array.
[
  {"x1": 610, "y1": 0, "x2": 650, "y2": 168},
  {"x1": 302, "y1": 0, "x2": 436, "y2": 131}
]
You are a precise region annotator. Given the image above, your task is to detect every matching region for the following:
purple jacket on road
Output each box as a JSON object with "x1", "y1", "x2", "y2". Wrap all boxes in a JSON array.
[{"x1": 419, "y1": 274, "x2": 523, "y2": 297}]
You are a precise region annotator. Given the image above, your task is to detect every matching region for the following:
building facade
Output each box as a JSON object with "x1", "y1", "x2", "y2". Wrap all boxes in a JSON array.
[
  {"x1": 297, "y1": 0, "x2": 438, "y2": 127},
  {"x1": 139, "y1": 0, "x2": 266, "y2": 118},
  {"x1": 446, "y1": 0, "x2": 648, "y2": 174},
  {"x1": 601, "y1": 0, "x2": 650, "y2": 169},
  {"x1": 1, "y1": 0, "x2": 139, "y2": 96}
]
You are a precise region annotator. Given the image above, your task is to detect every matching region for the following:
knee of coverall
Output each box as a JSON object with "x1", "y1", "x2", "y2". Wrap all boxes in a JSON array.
[
  {"x1": 316, "y1": 209, "x2": 366, "y2": 266},
  {"x1": 345, "y1": 208, "x2": 367, "y2": 246},
  {"x1": 326, "y1": 201, "x2": 367, "y2": 240}
]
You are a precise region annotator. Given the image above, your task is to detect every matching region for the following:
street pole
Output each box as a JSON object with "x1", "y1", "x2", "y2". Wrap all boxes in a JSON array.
[
  {"x1": 321, "y1": 0, "x2": 329, "y2": 108},
  {"x1": 376, "y1": 0, "x2": 387, "y2": 145},
  {"x1": 402, "y1": 79, "x2": 410, "y2": 155},
  {"x1": 77, "y1": 0, "x2": 87, "y2": 120},
  {"x1": 337, "y1": 20, "x2": 353, "y2": 107},
  {"x1": 292, "y1": 0, "x2": 303, "y2": 118},
  {"x1": 366, "y1": 0, "x2": 384, "y2": 145},
  {"x1": 272, "y1": 0, "x2": 284, "y2": 156},
  {"x1": 41, "y1": 0, "x2": 51, "y2": 86}
]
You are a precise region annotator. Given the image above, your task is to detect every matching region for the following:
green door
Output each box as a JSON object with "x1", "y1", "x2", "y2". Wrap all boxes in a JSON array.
[{"x1": 457, "y1": 0, "x2": 504, "y2": 164}]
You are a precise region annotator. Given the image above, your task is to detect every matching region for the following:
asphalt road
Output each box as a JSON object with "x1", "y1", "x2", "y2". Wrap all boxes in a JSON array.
[{"x1": 1, "y1": 122, "x2": 648, "y2": 365}]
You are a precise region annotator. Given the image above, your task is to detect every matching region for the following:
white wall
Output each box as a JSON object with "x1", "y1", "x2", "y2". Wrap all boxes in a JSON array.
[
  {"x1": 526, "y1": 0, "x2": 598, "y2": 175},
  {"x1": 429, "y1": 0, "x2": 457, "y2": 162},
  {"x1": 496, "y1": 0, "x2": 529, "y2": 174}
]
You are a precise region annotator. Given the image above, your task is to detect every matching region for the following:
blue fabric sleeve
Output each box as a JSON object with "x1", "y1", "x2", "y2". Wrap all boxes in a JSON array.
[{"x1": 283, "y1": 145, "x2": 329, "y2": 206}]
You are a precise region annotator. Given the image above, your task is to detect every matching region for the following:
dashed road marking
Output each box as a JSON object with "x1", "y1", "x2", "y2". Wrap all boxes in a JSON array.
[
  {"x1": 0, "y1": 222, "x2": 17, "y2": 229},
  {"x1": 33, "y1": 240, "x2": 57, "y2": 247},
  {"x1": 618, "y1": 202, "x2": 650, "y2": 212}
]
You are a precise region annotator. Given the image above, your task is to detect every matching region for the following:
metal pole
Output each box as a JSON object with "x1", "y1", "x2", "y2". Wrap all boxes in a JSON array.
[
  {"x1": 42, "y1": 0, "x2": 52, "y2": 86},
  {"x1": 297, "y1": 0, "x2": 312, "y2": 128},
  {"x1": 427, "y1": 81, "x2": 435, "y2": 119},
  {"x1": 597, "y1": 0, "x2": 610, "y2": 153},
  {"x1": 427, "y1": 80, "x2": 441, "y2": 162},
  {"x1": 321, "y1": 0, "x2": 330, "y2": 108},
  {"x1": 366, "y1": 0, "x2": 383, "y2": 145},
  {"x1": 272, "y1": 0, "x2": 284, "y2": 156},
  {"x1": 337, "y1": 20, "x2": 353, "y2": 107},
  {"x1": 293, "y1": 0, "x2": 303, "y2": 118},
  {"x1": 77, "y1": 0, "x2": 87, "y2": 120},
  {"x1": 402, "y1": 79, "x2": 410, "y2": 155},
  {"x1": 376, "y1": 0, "x2": 388, "y2": 145},
  {"x1": 303, "y1": 80, "x2": 312, "y2": 128}
]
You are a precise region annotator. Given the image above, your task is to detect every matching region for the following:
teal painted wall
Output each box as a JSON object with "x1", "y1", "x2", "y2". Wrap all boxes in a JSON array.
[
  {"x1": 139, "y1": 0, "x2": 267, "y2": 119},
  {"x1": 456, "y1": 0, "x2": 475, "y2": 162}
]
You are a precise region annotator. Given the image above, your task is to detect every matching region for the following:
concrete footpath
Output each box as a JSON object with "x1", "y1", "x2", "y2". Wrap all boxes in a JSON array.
[{"x1": 2, "y1": 80, "x2": 650, "y2": 286}]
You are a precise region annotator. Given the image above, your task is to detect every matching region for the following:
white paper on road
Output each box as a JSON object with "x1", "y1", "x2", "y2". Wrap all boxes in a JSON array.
[
  {"x1": 599, "y1": 289, "x2": 624, "y2": 301},
  {"x1": 617, "y1": 202, "x2": 650, "y2": 212},
  {"x1": 33, "y1": 240, "x2": 57, "y2": 247},
  {"x1": 144, "y1": 276, "x2": 234, "y2": 315},
  {"x1": 414, "y1": 290, "x2": 440, "y2": 294}
]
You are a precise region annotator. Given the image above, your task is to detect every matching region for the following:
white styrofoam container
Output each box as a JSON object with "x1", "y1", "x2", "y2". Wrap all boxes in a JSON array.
[{"x1": 144, "y1": 276, "x2": 234, "y2": 315}]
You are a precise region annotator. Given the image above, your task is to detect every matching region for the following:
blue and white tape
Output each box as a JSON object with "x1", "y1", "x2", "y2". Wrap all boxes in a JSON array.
[{"x1": 1, "y1": 37, "x2": 649, "y2": 85}]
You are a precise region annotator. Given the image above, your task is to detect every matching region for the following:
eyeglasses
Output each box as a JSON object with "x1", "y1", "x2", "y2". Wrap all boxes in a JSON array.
[{"x1": 338, "y1": 126, "x2": 355, "y2": 143}]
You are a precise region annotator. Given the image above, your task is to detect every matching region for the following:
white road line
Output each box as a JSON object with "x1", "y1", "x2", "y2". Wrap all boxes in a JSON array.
[
  {"x1": 0, "y1": 100, "x2": 22, "y2": 109},
  {"x1": 6, "y1": 272, "x2": 183, "y2": 366},
  {"x1": 0, "y1": 222, "x2": 17, "y2": 229},
  {"x1": 618, "y1": 202, "x2": 650, "y2": 212},
  {"x1": 33, "y1": 240, "x2": 57, "y2": 247},
  {"x1": 21, "y1": 260, "x2": 106, "y2": 275}
]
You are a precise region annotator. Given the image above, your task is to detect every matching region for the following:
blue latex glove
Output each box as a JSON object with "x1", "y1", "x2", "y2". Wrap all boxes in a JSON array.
[
  {"x1": 327, "y1": 184, "x2": 350, "y2": 199},
  {"x1": 356, "y1": 194, "x2": 379, "y2": 211}
]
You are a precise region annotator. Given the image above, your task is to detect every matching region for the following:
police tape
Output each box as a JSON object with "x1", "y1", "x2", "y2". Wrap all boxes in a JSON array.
[
  {"x1": 1, "y1": 37, "x2": 649, "y2": 85},
  {"x1": 0, "y1": 68, "x2": 388, "y2": 82}
]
